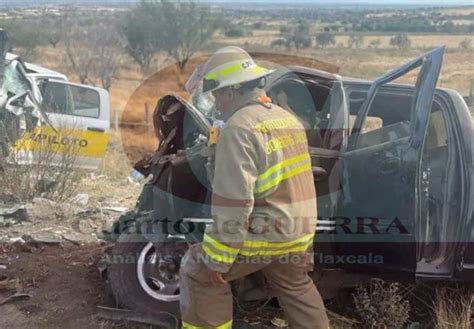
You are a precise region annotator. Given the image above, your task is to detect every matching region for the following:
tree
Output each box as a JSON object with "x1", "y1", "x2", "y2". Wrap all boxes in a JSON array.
[
  {"x1": 0, "y1": 20, "x2": 45, "y2": 60},
  {"x1": 64, "y1": 25, "x2": 96, "y2": 85},
  {"x1": 224, "y1": 26, "x2": 247, "y2": 38},
  {"x1": 41, "y1": 13, "x2": 67, "y2": 48},
  {"x1": 122, "y1": 1, "x2": 219, "y2": 77},
  {"x1": 292, "y1": 21, "x2": 312, "y2": 49},
  {"x1": 315, "y1": 31, "x2": 336, "y2": 48},
  {"x1": 279, "y1": 21, "x2": 312, "y2": 50},
  {"x1": 121, "y1": 2, "x2": 160, "y2": 74},
  {"x1": 390, "y1": 33, "x2": 411, "y2": 50},
  {"x1": 156, "y1": 0, "x2": 219, "y2": 75},
  {"x1": 92, "y1": 23, "x2": 122, "y2": 91},
  {"x1": 347, "y1": 34, "x2": 364, "y2": 49},
  {"x1": 279, "y1": 25, "x2": 291, "y2": 34},
  {"x1": 369, "y1": 39, "x2": 382, "y2": 49},
  {"x1": 64, "y1": 22, "x2": 121, "y2": 90},
  {"x1": 271, "y1": 38, "x2": 285, "y2": 48}
]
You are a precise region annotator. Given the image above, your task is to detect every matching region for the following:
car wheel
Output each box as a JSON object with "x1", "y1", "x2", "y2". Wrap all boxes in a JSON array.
[{"x1": 108, "y1": 231, "x2": 188, "y2": 322}]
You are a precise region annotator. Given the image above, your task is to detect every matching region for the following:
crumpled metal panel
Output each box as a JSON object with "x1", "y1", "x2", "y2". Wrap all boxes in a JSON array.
[{"x1": 0, "y1": 30, "x2": 53, "y2": 155}]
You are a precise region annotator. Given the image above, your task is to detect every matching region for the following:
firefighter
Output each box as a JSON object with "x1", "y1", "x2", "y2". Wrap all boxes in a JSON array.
[{"x1": 179, "y1": 47, "x2": 329, "y2": 329}]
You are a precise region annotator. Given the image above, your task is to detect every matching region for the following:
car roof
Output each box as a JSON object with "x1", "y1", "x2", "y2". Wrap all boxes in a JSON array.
[
  {"x1": 341, "y1": 75, "x2": 454, "y2": 93},
  {"x1": 286, "y1": 65, "x2": 342, "y2": 81},
  {"x1": 283, "y1": 66, "x2": 456, "y2": 95},
  {"x1": 6, "y1": 53, "x2": 67, "y2": 80}
]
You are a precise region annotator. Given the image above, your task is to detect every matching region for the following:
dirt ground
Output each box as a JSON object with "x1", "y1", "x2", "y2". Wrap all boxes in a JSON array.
[
  {"x1": 0, "y1": 242, "x2": 297, "y2": 329},
  {"x1": 0, "y1": 242, "x2": 109, "y2": 328},
  {"x1": 0, "y1": 241, "x2": 180, "y2": 329},
  {"x1": 0, "y1": 178, "x2": 154, "y2": 328}
]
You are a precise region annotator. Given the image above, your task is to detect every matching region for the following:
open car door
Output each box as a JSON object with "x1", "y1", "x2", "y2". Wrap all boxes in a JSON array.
[{"x1": 336, "y1": 47, "x2": 447, "y2": 276}]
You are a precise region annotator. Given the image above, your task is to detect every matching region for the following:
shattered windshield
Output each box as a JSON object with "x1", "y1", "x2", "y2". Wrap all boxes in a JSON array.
[
  {"x1": 190, "y1": 85, "x2": 216, "y2": 121},
  {"x1": 185, "y1": 64, "x2": 216, "y2": 120},
  {"x1": 3, "y1": 59, "x2": 30, "y2": 98}
]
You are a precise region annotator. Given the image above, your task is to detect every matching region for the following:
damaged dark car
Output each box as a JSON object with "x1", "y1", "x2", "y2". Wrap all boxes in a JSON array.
[{"x1": 102, "y1": 46, "x2": 473, "y2": 323}]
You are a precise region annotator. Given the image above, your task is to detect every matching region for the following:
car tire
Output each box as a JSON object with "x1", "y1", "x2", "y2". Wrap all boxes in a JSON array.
[{"x1": 108, "y1": 231, "x2": 186, "y2": 325}]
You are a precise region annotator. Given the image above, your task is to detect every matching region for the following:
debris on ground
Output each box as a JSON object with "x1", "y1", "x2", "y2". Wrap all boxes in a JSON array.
[
  {"x1": 23, "y1": 198, "x2": 71, "y2": 222},
  {"x1": 326, "y1": 310, "x2": 359, "y2": 328},
  {"x1": 270, "y1": 317, "x2": 288, "y2": 328},
  {"x1": 70, "y1": 193, "x2": 90, "y2": 207},
  {"x1": 22, "y1": 233, "x2": 63, "y2": 244},
  {"x1": 0, "y1": 195, "x2": 128, "y2": 244},
  {"x1": 0, "y1": 205, "x2": 27, "y2": 227},
  {"x1": 61, "y1": 233, "x2": 86, "y2": 245},
  {"x1": 96, "y1": 305, "x2": 179, "y2": 328},
  {"x1": 0, "y1": 277, "x2": 20, "y2": 292},
  {"x1": 0, "y1": 293, "x2": 32, "y2": 306}
]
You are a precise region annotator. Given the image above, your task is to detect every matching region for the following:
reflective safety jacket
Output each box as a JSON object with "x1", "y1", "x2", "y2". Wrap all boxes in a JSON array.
[{"x1": 202, "y1": 94, "x2": 317, "y2": 273}]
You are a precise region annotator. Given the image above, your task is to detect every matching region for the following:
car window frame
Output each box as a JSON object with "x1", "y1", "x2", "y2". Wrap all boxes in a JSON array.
[{"x1": 37, "y1": 78, "x2": 101, "y2": 119}]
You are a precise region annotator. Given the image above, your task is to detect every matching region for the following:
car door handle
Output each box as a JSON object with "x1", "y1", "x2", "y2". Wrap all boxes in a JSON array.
[
  {"x1": 380, "y1": 157, "x2": 401, "y2": 175},
  {"x1": 87, "y1": 127, "x2": 105, "y2": 133},
  {"x1": 312, "y1": 166, "x2": 328, "y2": 182}
]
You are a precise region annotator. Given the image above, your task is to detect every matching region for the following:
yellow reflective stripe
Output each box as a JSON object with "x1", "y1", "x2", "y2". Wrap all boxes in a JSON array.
[
  {"x1": 205, "y1": 72, "x2": 217, "y2": 80},
  {"x1": 182, "y1": 320, "x2": 233, "y2": 329},
  {"x1": 202, "y1": 245, "x2": 236, "y2": 264},
  {"x1": 243, "y1": 233, "x2": 314, "y2": 249},
  {"x1": 205, "y1": 62, "x2": 268, "y2": 81},
  {"x1": 202, "y1": 235, "x2": 314, "y2": 261},
  {"x1": 219, "y1": 62, "x2": 243, "y2": 77},
  {"x1": 258, "y1": 153, "x2": 310, "y2": 181},
  {"x1": 255, "y1": 162, "x2": 311, "y2": 194},
  {"x1": 205, "y1": 62, "x2": 243, "y2": 81},
  {"x1": 239, "y1": 243, "x2": 312, "y2": 257},
  {"x1": 253, "y1": 66, "x2": 267, "y2": 74},
  {"x1": 203, "y1": 234, "x2": 240, "y2": 255}
]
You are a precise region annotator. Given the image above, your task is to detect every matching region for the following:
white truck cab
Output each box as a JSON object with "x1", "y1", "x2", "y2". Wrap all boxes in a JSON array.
[{"x1": 8, "y1": 53, "x2": 110, "y2": 170}]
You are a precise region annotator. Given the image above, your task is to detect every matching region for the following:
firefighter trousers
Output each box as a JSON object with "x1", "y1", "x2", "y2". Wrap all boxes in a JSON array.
[{"x1": 179, "y1": 244, "x2": 329, "y2": 329}]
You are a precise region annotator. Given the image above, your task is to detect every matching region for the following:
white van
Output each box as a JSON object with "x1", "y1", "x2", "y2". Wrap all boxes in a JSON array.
[{"x1": 9, "y1": 54, "x2": 110, "y2": 170}]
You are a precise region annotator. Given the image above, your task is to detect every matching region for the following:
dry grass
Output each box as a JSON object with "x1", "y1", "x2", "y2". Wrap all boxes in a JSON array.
[
  {"x1": 433, "y1": 287, "x2": 473, "y2": 329},
  {"x1": 77, "y1": 171, "x2": 142, "y2": 209},
  {"x1": 294, "y1": 48, "x2": 474, "y2": 95},
  {"x1": 0, "y1": 124, "x2": 84, "y2": 202},
  {"x1": 217, "y1": 29, "x2": 280, "y2": 46},
  {"x1": 327, "y1": 310, "x2": 358, "y2": 329},
  {"x1": 335, "y1": 34, "x2": 474, "y2": 49},
  {"x1": 216, "y1": 32, "x2": 474, "y2": 51}
]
